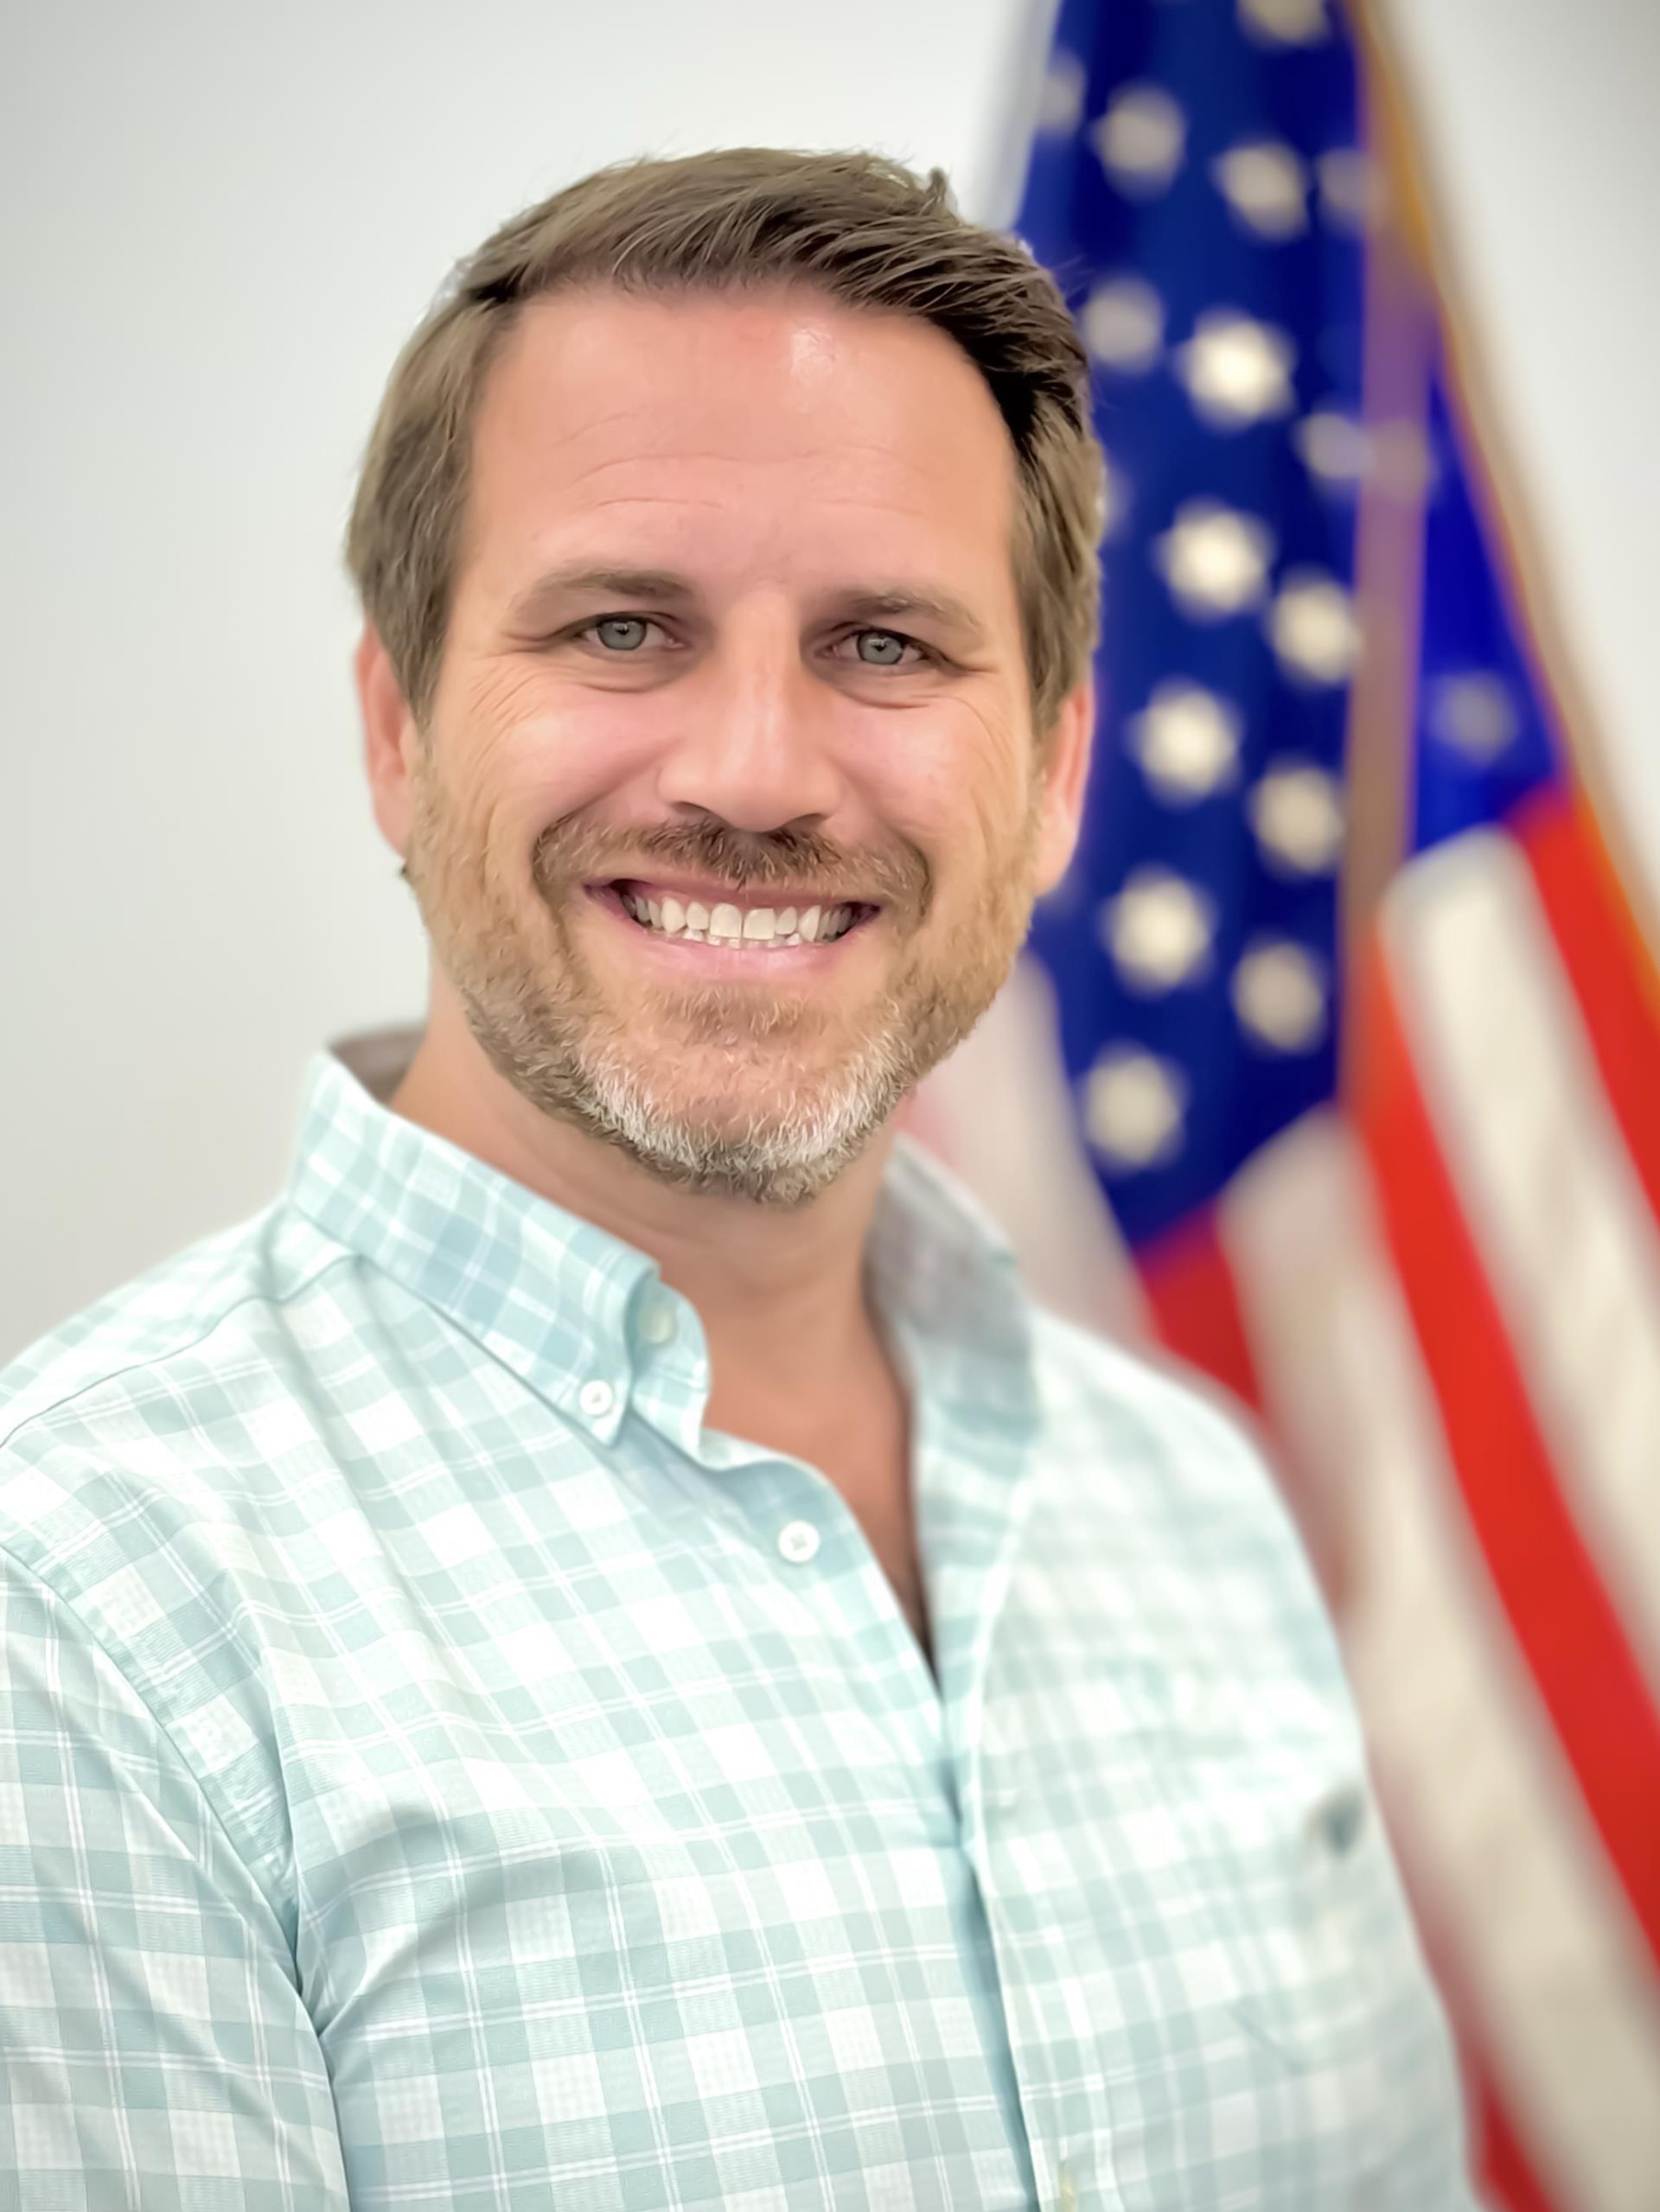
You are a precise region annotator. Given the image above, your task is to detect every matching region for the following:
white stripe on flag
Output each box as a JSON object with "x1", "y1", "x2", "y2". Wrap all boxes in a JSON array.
[
  {"x1": 1221, "y1": 1109, "x2": 1660, "y2": 2212},
  {"x1": 1382, "y1": 831, "x2": 1660, "y2": 1703}
]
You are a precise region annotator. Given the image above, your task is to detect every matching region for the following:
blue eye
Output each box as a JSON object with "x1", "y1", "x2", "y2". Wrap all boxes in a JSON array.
[
  {"x1": 846, "y1": 628, "x2": 927, "y2": 667},
  {"x1": 566, "y1": 616, "x2": 940, "y2": 667},
  {"x1": 584, "y1": 616, "x2": 660, "y2": 652}
]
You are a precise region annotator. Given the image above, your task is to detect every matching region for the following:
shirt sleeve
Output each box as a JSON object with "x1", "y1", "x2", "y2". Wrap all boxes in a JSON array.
[{"x1": 0, "y1": 1541, "x2": 350, "y2": 2207}]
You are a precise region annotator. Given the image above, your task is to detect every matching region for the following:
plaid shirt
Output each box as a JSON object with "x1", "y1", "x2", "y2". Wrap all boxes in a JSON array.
[{"x1": 0, "y1": 1031, "x2": 1472, "y2": 2209}]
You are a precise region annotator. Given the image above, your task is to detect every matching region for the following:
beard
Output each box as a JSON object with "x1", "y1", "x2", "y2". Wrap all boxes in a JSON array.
[{"x1": 400, "y1": 766, "x2": 1043, "y2": 1208}]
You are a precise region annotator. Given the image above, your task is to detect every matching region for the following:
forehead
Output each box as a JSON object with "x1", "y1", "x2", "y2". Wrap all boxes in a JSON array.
[{"x1": 458, "y1": 284, "x2": 1021, "y2": 615}]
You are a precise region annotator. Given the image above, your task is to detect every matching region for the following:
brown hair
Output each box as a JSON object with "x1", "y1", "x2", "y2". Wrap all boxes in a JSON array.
[{"x1": 343, "y1": 146, "x2": 1106, "y2": 743}]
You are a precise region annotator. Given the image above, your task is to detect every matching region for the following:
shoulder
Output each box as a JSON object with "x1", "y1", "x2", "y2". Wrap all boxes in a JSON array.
[
  {"x1": 0, "y1": 1200, "x2": 356, "y2": 1582},
  {"x1": 0, "y1": 1203, "x2": 371, "y2": 1899},
  {"x1": 1023, "y1": 1304, "x2": 1344, "y2": 1686},
  {"x1": 1, "y1": 1200, "x2": 355, "y2": 1442},
  {"x1": 1028, "y1": 1304, "x2": 1276, "y2": 1508}
]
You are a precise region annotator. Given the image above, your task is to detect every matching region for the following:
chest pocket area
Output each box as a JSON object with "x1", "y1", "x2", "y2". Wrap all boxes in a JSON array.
[{"x1": 1139, "y1": 1666, "x2": 1424, "y2": 2081}]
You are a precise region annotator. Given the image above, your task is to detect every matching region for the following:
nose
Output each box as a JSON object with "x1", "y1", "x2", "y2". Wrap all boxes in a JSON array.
[{"x1": 652, "y1": 602, "x2": 846, "y2": 832}]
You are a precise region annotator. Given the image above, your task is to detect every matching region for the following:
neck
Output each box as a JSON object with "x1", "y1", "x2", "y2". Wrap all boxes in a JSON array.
[{"x1": 385, "y1": 991, "x2": 903, "y2": 1440}]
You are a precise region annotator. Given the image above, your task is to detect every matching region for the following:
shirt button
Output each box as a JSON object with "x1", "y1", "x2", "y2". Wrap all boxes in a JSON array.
[
  {"x1": 777, "y1": 1520, "x2": 820, "y2": 1564},
  {"x1": 578, "y1": 1378, "x2": 616, "y2": 1420},
  {"x1": 1309, "y1": 1782, "x2": 1367, "y2": 1857},
  {"x1": 1057, "y1": 2161, "x2": 1077, "y2": 2211},
  {"x1": 637, "y1": 1300, "x2": 676, "y2": 1347}
]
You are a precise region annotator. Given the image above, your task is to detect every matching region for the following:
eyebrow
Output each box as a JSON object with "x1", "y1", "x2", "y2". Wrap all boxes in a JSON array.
[{"x1": 501, "y1": 563, "x2": 993, "y2": 653}]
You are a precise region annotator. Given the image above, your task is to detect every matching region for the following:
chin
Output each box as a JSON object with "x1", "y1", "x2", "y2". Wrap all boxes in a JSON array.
[{"x1": 571, "y1": 1052, "x2": 904, "y2": 1207}]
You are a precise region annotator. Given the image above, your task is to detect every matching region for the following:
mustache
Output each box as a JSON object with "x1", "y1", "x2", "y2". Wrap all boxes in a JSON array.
[{"x1": 532, "y1": 818, "x2": 932, "y2": 917}]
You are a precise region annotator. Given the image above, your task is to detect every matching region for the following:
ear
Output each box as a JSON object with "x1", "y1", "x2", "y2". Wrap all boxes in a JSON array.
[
  {"x1": 1031, "y1": 674, "x2": 1096, "y2": 896},
  {"x1": 355, "y1": 622, "x2": 422, "y2": 860}
]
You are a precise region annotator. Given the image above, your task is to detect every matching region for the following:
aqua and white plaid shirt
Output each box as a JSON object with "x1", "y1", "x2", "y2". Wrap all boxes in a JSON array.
[{"x1": 0, "y1": 1032, "x2": 1472, "y2": 2209}]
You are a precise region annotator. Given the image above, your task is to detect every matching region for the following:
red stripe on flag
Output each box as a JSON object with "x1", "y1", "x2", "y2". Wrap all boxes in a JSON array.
[
  {"x1": 1134, "y1": 1207, "x2": 1264, "y2": 1413},
  {"x1": 1514, "y1": 781, "x2": 1660, "y2": 1221},
  {"x1": 1470, "y1": 2076, "x2": 1559, "y2": 2212},
  {"x1": 1355, "y1": 936, "x2": 1660, "y2": 1971}
]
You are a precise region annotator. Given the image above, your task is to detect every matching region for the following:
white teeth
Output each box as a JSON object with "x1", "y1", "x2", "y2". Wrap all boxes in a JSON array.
[{"x1": 617, "y1": 888, "x2": 859, "y2": 951}]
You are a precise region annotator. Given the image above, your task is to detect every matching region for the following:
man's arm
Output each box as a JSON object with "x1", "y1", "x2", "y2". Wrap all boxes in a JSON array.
[{"x1": 0, "y1": 1543, "x2": 350, "y2": 2206}]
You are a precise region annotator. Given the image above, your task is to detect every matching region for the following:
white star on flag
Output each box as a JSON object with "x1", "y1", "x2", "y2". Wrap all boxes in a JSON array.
[
  {"x1": 1267, "y1": 569, "x2": 1361, "y2": 684},
  {"x1": 1038, "y1": 48, "x2": 1087, "y2": 136},
  {"x1": 1212, "y1": 141, "x2": 1309, "y2": 239},
  {"x1": 1238, "y1": 0, "x2": 1331, "y2": 45},
  {"x1": 1100, "y1": 868, "x2": 1216, "y2": 991},
  {"x1": 1094, "y1": 84, "x2": 1187, "y2": 196},
  {"x1": 1293, "y1": 409, "x2": 1370, "y2": 485},
  {"x1": 1232, "y1": 939, "x2": 1328, "y2": 1050},
  {"x1": 1248, "y1": 760, "x2": 1346, "y2": 874},
  {"x1": 1082, "y1": 277, "x2": 1165, "y2": 373},
  {"x1": 1127, "y1": 681, "x2": 1242, "y2": 801},
  {"x1": 1174, "y1": 310, "x2": 1297, "y2": 429},
  {"x1": 1427, "y1": 672, "x2": 1521, "y2": 762},
  {"x1": 1153, "y1": 499, "x2": 1275, "y2": 618},
  {"x1": 1082, "y1": 1046, "x2": 1188, "y2": 1170}
]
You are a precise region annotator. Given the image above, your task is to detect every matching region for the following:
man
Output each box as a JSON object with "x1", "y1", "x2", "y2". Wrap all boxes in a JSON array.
[{"x1": 0, "y1": 150, "x2": 1474, "y2": 2208}]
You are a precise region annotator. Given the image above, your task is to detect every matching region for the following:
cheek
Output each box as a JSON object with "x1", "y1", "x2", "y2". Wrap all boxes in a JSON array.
[
  {"x1": 450, "y1": 660, "x2": 650, "y2": 828},
  {"x1": 869, "y1": 704, "x2": 1032, "y2": 872}
]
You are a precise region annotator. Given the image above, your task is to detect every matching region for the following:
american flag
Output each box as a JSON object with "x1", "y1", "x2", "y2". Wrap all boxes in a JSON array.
[{"x1": 912, "y1": 1, "x2": 1660, "y2": 2204}]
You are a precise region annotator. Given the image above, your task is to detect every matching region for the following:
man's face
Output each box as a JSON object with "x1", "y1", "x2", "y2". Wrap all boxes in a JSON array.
[{"x1": 380, "y1": 283, "x2": 1088, "y2": 1206}]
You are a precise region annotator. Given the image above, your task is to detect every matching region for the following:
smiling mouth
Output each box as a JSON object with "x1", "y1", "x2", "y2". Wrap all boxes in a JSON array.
[{"x1": 591, "y1": 879, "x2": 878, "y2": 951}]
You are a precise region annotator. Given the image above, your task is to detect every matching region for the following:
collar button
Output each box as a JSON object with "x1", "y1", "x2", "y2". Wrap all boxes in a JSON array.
[
  {"x1": 777, "y1": 1519, "x2": 820, "y2": 1565},
  {"x1": 637, "y1": 1300, "x2": 676, "y2": 1347},
  {"x1": 578, "y1": 1378, "x2": 616, "y2": 1421}
]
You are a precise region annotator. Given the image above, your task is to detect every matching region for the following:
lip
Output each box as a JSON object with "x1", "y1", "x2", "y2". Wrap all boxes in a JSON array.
[{"x1": 584, "y1": 882, "x2": 879, "y2": 972}]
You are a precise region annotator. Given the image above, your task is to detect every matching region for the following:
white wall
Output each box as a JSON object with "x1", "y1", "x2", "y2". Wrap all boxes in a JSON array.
[
  {"x1": 1382, "y1": 0, "x2": 1660, "y2": 895},
  {"x1": 3, "y1": 0, "x2": 1657, "y2": 1361}
]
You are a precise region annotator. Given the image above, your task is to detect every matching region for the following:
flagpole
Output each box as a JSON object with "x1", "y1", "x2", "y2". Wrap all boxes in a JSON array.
[{"x1": 1349, "y1": 0, "x2": 1660, "y2": 969}]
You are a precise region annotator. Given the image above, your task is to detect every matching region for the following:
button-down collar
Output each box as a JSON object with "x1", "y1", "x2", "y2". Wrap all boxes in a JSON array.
[
  {"x1": 285, "y1": 1028, "x2": 1036, "y2": 1454},
  {"x1": 287, "y1": 1030, "x2": 660, "y2": 1444}
]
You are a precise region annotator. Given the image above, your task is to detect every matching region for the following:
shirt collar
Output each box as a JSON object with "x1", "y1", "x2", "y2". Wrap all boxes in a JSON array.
[
  {"x1": 865, "y1": 1130, "x2": 1034, "y2": 1423},
  {"x1": 286, "y1": 1026, "x2": 1034, "y2": 1440}
]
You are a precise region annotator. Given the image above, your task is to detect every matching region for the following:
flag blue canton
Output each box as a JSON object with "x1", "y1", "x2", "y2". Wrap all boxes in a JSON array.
[
  {"x1": 1012, "y1": 0, "x2": 1561, "y2": 1251},
  {"x1": 1413, "y1": 373, "x2": 1562, "y2": 851}
]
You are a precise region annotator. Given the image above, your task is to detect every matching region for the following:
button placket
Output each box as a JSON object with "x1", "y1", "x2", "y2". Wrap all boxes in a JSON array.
[{"x1": 977, "y1": 1705, "x2": 1021, "y2": 1817}]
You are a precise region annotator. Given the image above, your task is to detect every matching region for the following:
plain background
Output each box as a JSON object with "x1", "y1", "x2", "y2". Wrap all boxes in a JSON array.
[{"x1": 4, "y1": 0, "x2": 1657, "y2": 1361}]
